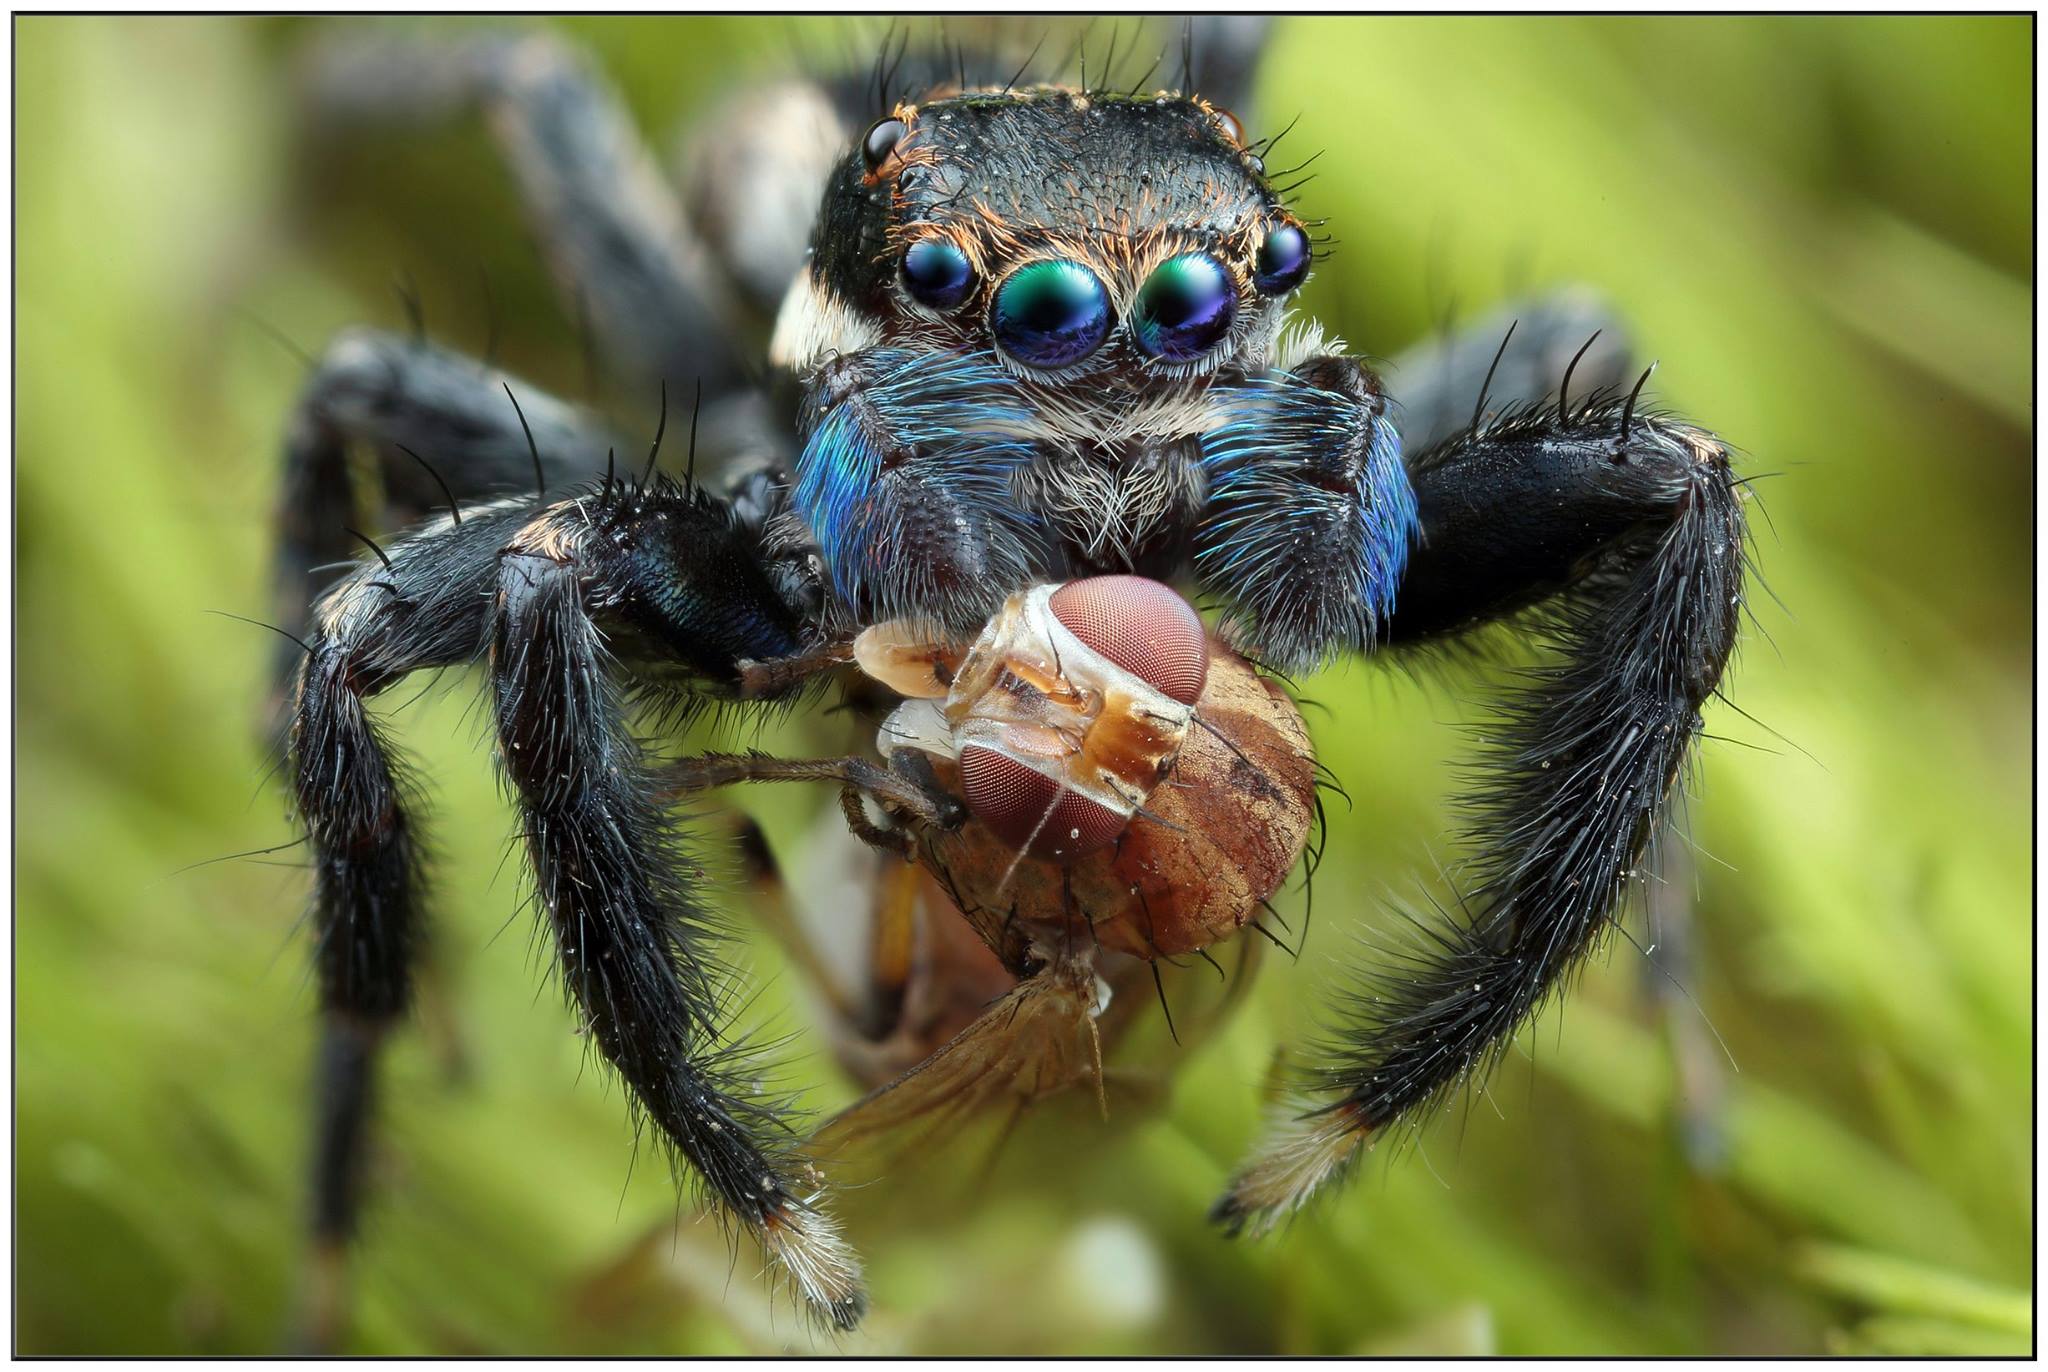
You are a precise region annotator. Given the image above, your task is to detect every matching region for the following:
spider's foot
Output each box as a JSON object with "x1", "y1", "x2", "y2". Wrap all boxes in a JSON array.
[
  {"x1": 759, "y1": 1198, "x2": 867, "y2": 1334},
  {"x1": 1210, "y1": 1097, "x2": 1373, "y2": 1239}
]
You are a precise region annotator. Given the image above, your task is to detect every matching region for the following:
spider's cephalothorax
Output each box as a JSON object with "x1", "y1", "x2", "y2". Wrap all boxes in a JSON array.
[
  {"x1": 769, "y1": 85, "x2": 1411, "y2": 662},
  {"x1": 271, "y1": 20, "x2": 1750, "y2": 1344}
]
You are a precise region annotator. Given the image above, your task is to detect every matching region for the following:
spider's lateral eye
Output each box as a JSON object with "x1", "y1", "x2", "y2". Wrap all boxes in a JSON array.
[
  {"x1": 861, "y1": 117, "x2": 907, "y2": 172},
  {"x1": 1254, "y1": 223, "x2": 1312, "y2": 296},
  {"x1": 991, "y1": 260, "x2": 1112, "y2": 369},
  {"x1": 1214, "y1": 107, "x2": 1246, "y2": 146},
  {"x1": 1131, "y1": 253, "x2": 1238, "y2": 362},
  {"x1": 960, "y1": 744, "x2": 1125, "y2": 861},
  {"x1": 1049, "y1": 575, "x2": 1209, "y2": 706},
  {"x1": 900, "y1": 239, "x2": 975, "y2": 309}
]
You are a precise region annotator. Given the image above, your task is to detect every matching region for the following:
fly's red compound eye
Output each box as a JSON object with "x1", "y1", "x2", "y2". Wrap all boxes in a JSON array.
[
  {"x1": 959, "y1": 744, "x2": 1125, "y2": 861},
  {"x1": 1047, "y1": 576, "x2": 1209, "y2": 705}
]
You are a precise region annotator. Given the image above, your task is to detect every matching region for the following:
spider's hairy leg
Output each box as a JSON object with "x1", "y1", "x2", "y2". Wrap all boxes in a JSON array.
[
  {"x1": 1212, "y1": 381, "x2": 1748, "y2": 1236},
  {"x1": 491, "y1": 489, "x2": 866, "y2": 1330},
  {"x1": 287, "y1": 498, "x2": 544, "y2": 1348},
  {"x1": 299, "y1": 29, "x2": 742, "y2": 393},
  {"x1": 1178, "y1": 15, "x2": 1274, "y2": 118},
  {"x1": 1194, "y1": 354, "x2": 1419, "y2": 670},
  {"x1": 1388, "y1": 289, "x2": 1635, "y2": 455},
  {"x1": 792, "y1": 347, "x2": 1044, "y2": 631},
  {"x1": 273, "y1": 329, "x2": 614, "y2": 732}
]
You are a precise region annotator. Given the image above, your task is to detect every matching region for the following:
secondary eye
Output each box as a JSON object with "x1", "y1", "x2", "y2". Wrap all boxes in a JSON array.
[
  {"x1": 1131, "y1": 253, "x2": 1238, "y2": 362},
  {"x1": 900, "y1": 239, "x2": 975, "y2": 309},
  {"x1": 1254, "y1": 223, "x2": 1312, "y2": 296},
  {"x1": 861, "y1": 117, "x2": 907, "y2": 172},
  {"x1": 991, "y1": 260, "x2": 1112, "y2": 368}
]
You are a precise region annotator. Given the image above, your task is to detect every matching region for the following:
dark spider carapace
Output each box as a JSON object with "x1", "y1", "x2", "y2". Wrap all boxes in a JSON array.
[{"x1": 272, "y1": 20, "x2": 1749, "y2": 1340}]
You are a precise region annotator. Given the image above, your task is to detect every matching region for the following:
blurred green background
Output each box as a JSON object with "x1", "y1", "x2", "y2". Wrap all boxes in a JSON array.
[{"x1": 16, "y1": 14, "x2": 2032, "y2": 1355}]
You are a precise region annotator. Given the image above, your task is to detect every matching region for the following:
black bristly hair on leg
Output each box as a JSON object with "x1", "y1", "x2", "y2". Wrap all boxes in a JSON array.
[
  {"x1": 341, "y1": 527, "x2": 395, "y2": 573},
  {"x1": 285, "y1": 496, "x2": 543, "y2": 1348},
  {"x1": 396, "y1": 445, "x2": 461, "y2": 527},
  {"x1": 269, "y1": 327, "x2": 617, "y2": 739},
  {"x1": 1618, "y1": 361, "x2": 1658, "y2": 451},
  {"x1": 300, "y1": 29, "x2": 747, "y2": 396},
  {"x1": 1467, "y1": 318, "x2": 1518, "y2": 440},
  {"x1": 490, "y1": 495, "x2": 863, "y2": 1329},
  {"x1": 641, "y1": 379, "x2": 669, "y2": 486},
  {"x1": 1213, "y1": 385, "x2": 1749, "y2": 1237},
  {"x1": 686, "y1": 378, "x2": 702, "y2": 492},
  {"x1": 501, "y1": 382, "x2": 546, "y2": 500},
  {"x1": 1557, "y1": 330, "x2": 1602, "y2": 429},
  {"x1": 286, "y1": 466, "x2": 855, "y2": 1332}
]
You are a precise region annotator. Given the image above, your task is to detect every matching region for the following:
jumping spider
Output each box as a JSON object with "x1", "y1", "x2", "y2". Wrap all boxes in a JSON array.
[{"x1": 271, "y1": 19, "x2": 1750, "y2": 1340}]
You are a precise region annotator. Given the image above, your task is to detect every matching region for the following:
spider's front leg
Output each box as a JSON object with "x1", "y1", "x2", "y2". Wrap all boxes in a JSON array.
[
  {"x1": 273, "y1": 331, "x2": 616, "y2": 731},
  {"x1": 289, "y1": 475, "x2": 861, "y2": 1337},
  {"x1": 1205, "y1": 351, "x2": 1748, "y2": 1234},
  {"x1": 487, "y1": 491, "x2": 866, "y2": 1329},
  {"x1": 289, "y1": 496, "x2": 556, "y2": 1345}
]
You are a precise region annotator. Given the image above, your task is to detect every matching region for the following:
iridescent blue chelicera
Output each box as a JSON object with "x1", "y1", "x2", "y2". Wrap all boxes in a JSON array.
[
  {"x1": 1131, "y1": 253, "x2": 1237, "y2": 361},
  {"x1": 792, "y1": 350, "x2": 1041, "y2": 613},
  {"x1": 991, "y1": 259, "x2": 1112, "y2": 368},
  {"x1": 901, "y1": 239, "x2": 974, "y2": 309},
  {"x1": 1195, "y1": 369, "x2": 1419, "y2": 658}
]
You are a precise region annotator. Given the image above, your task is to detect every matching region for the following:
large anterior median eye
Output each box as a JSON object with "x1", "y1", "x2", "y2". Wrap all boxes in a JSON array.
[
  {"x1": 991, "y1": 260, "x2": 1111, "y2": 368},
  {"x1": 1131, "y1": 253, "x2": 1238, "y2": 361},
  {"x1": 900, "y1": 239, "x2": 974, "y2": 309},
  {"x1": 1254, "y1": 222, "x2": 1312, "y2": 295}
]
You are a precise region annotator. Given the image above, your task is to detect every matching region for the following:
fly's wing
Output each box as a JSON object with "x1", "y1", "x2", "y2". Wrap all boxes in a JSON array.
[
  {"x1": 805, "y1": 953, "x2": 1108, "y2": 1179},
  {"x1": 804, "y1": 934, "x2": 1265, "y2": 1192}
]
